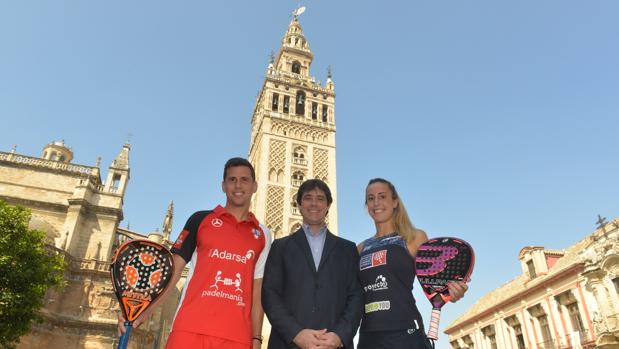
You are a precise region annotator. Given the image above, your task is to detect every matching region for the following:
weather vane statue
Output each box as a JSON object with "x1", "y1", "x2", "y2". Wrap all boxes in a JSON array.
[{"x1": 292, "y1": 5, "x2": 306, "y2": 20}]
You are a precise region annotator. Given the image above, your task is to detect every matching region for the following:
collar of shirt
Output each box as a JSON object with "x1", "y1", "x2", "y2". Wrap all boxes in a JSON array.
[
  {"x1": 213, "y1": 205, "x2": 260, "y2": 228},
  {"x1": 302, "y1": 223, "x2": 327, "y2": 238}
]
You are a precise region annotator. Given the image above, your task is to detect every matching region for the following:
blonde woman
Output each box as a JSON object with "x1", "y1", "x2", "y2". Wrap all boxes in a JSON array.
[{"x1": 357, "y1": 178, "x2": 467, "y2": 348}]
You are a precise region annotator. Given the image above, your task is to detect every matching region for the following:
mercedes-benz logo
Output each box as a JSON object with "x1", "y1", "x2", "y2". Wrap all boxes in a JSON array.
[{"x1": 212, "y1": 218, "x2": 223, "y2": 228}]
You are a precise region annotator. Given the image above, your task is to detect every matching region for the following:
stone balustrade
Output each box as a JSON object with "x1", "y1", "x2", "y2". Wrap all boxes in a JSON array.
[{"x1": 0, "y1": 151, "x2": 96, "y2": 176}]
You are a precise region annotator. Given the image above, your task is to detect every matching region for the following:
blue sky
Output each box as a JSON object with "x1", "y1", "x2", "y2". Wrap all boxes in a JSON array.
[{"x1": 1, "y1": 1, "x2": 618, "y2": 347}]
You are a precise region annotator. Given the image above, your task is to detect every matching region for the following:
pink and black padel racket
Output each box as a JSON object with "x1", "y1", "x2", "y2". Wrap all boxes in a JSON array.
[
  {"x1": 110, "y1": 239, "x2": 174, "y2": 349},
  {"x1": 415, "y1": 237, "x2": 474, "y2": 341}
]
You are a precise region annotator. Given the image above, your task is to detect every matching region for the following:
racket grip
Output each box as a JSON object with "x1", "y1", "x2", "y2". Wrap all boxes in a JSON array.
[
  {"x1": 118, "y1": 321, "x2": 133, "y2": 349},
  {"x1": 427, "y1": 308, "x2": 441, "y2": 340}
]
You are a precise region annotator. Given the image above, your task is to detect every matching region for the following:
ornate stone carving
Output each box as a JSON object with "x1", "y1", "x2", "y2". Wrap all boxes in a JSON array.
[
  {"x1": 594, "y1": 311, "x2": 610, "y2": 333},
  {"x1": 266, "y1": 185, "x2": 284, "y2": 237},
  {"x1": 268, "y1": 139, "x2": 286, "y2": 172},
  {"x1": 313, "y1": 148, "x2": 328, "y2": 181}
]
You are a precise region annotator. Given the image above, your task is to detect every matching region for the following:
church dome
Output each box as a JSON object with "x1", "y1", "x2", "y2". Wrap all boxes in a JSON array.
[{"x1": 42, "y1": 140, "x2": 74, "y2": 163}]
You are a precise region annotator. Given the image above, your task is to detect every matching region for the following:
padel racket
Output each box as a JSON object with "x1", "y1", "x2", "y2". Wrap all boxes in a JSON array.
[
  {"x1": 415, "y1": 237, "x2": 474, "y2": 341},
  {"x1": 110, "y1": 239, "x2": 174, "y2": 349}
]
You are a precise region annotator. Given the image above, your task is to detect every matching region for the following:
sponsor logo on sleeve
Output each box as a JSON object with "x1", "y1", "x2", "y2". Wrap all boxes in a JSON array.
[
  {"x1": 173, "y1": 229, "x2": 189, "y2": 249},
  {"x1": 252, "y1": 228, "x2": 261, "y2": 239},
  {"x1": 360, "y1": 250, "x2": 387, "y2": 270}
]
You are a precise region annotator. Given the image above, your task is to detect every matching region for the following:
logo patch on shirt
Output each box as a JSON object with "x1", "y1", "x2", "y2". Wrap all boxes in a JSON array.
[
  {"x1": 173, "y1": 229, "x2": 189, "y2": 249},
  {"x1": 365, "y1": 301, "x2": 391, "y2": 313},
  {"x1": 364, "y1": 275, "x2": 389, "y2": 292},
  {"x1": 201, "y1": 270, "x2": 246, "y2": 307},
  {"x1": 211, "y1": 218, "x2": 223, "y2": 228},
  {"x1": 360, "y1": 250, "x2": 387, "y2": 270},
  {"x1": 252, "y1": 228, "x2": 261, "y2": 239},
  {"x1": 208, "y1": 249, "x2": 255, "y2": 264}
]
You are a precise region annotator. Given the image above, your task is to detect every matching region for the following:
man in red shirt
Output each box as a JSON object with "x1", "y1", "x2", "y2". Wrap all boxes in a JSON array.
[{"x1": 118, "y1": 158, "x2": 271, "y2": 349}]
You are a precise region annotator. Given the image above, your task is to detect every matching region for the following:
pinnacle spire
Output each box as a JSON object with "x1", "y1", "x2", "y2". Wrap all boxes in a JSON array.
[
  {"x1": 162, "y1": 201, "x2": 174, "y2": 242},
  {"x1": 280, "y1": 15, "x2": 312, "y2": 58},
  {"x1": 111, "y1": 143, "x2": 130, "y2": 170}
]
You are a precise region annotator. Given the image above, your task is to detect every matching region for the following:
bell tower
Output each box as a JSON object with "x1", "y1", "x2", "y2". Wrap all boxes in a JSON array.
[{"x1": 249, "y1": 9, "x2": 338, "y2": 238}]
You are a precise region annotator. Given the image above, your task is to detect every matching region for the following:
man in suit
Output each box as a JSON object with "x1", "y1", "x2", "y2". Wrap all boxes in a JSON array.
[{"x1": 262, "y1": 179, "x2": 362, "y2": 349}]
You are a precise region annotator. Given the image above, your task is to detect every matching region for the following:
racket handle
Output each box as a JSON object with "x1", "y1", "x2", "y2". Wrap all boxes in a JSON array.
[
  {"x1": 427, "y1": 308, "x2": 441, "y2": 340},
  {"x1": 118, "y1": 321, "x2": 133, "y2": 349}
]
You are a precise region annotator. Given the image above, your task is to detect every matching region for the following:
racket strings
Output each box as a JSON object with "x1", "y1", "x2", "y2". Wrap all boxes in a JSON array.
[
  {"x1": 114, "y1": 245, "x2": 173, "y2": 294},
  {"x1": 110, "y1": 240, "x2": 174, "y2": 323}
]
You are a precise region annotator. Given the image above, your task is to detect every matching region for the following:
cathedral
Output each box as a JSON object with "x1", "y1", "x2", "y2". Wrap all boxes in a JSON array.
[
  {"x1": 1, "y1": 9, "x2": 335, "y2": 349},
  {"x1": 0, "y1": 141, "x2": 185, "y2": 349}
]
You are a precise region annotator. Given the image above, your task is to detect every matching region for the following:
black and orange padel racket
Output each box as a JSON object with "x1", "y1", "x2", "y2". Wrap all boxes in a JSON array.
[
  {"x1": 415, "y1": 237, "x2": 474, "y2": 342},
  {"x1": 110, "y1": 239, "x2": 174, "y2": 349}
]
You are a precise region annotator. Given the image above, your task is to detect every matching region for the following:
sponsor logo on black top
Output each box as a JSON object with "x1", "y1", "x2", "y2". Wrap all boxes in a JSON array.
[
  {"x1": 364, "y1": 275, "x2": 389, "y2": 292},
  {"x1": 360, "y1": 250, "x2": 387, "y2": 270}
]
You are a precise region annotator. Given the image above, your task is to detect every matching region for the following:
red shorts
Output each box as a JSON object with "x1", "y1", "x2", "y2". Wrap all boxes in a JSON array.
[{"x1": 165, "y1": 331, "x2": 250, "y2": 349}]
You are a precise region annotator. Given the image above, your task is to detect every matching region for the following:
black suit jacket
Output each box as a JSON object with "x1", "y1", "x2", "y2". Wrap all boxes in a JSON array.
[{"x1": 262, "y1": 228, "x2": 362, "y2": 349}]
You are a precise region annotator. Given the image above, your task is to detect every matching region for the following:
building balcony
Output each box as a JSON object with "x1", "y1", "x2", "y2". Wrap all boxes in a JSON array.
[
  {"x1": 292, "y1": 179, "x2": 303, "y2": 187},
  {"x1": 293, "y1": 158, "x2": 307, "y2": 166}
]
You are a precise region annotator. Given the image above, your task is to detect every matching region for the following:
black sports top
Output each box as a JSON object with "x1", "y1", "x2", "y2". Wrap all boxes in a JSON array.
[{"x1": 358, "y1": 233, "x2": 424, "y2": 332}]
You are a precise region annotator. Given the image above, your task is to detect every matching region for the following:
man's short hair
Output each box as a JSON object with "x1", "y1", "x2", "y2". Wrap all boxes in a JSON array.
[
  {"x1": 223, "y1": 157, "x2": 256, "y2": 181},
  {"x1": 296, "y1": 179, "x2": 333, "y2": 205}
]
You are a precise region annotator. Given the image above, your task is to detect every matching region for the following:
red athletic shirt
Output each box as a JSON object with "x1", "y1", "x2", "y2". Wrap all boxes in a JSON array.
[{"x1": 170, "y1": 205, "x2": 269, "y2": 345}]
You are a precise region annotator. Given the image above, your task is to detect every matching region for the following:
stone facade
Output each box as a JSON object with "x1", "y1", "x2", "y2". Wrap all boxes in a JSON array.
[
  {"x1": 445, "y1": 219, "x2": 619, "y2": 349},
  {"x1": 0, "y1": 143, "x2": 184, "y2": 349}
]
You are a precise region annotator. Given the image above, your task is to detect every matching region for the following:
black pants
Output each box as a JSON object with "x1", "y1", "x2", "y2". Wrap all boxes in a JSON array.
[{"x1": 358, "y1": 329, "x2": 434, "y2": 349}]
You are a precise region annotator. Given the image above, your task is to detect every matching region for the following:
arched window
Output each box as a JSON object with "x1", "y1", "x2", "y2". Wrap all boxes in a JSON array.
[
  {"x1": 292, "y1": 171, "x2": 304, "y2": 187},
  {"x1": 111, "y1": 174, "x2": 121, "y2": 192},
  {"x1": 291, "y1": 195, "x2": 300, "y2": 215},
  {"x1": 272, "y1": 93, "x2": 279, "y2": 111},
  {"x1": 295, "y1": 91, "x2": 305, "y2": 116},
  {"x1": 292, "y1": 61, "x2": 301, "y2": 74},
  {"x1": 293, "y1": 147, "x2": 307, "y2": 165}
]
